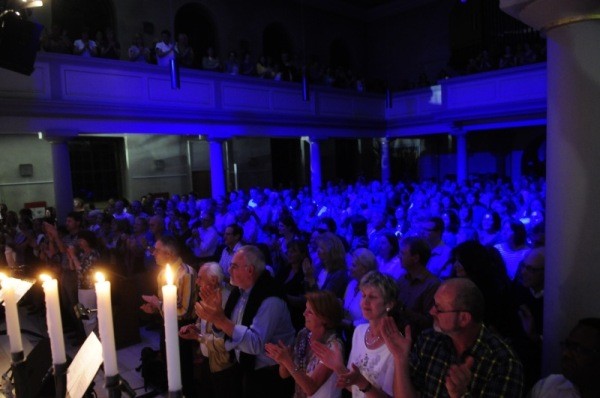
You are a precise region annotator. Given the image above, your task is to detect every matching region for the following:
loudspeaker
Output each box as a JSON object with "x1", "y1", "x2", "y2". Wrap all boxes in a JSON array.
[{"x1": 0, "y1": 11, "x2": 43, "y2": 76}]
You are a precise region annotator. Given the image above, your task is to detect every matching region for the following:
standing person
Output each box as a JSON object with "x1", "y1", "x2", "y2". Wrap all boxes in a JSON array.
[
  {"x1": 128, "y1": 34, "x2": 149, "y2": 63},
  {"x1": 313, "y1": 271, "x2": 397, "y2": 397},
  {"x1": 175, "y1": 33, "x2": 194, "y2": 68},
  {"x1": 381, "y1": 278, "x2": 524, "y2": 398},
  {"x1": 218, "y1": 223, "x2": 243, "y2": 279},
  {"x1": 265, "y1": 290, "x2": 344, "y2": 398},
  {"x1": 140, "y1": 236, "x2": 197, "y2": 397},
  {"x1": 73, "y1": 29, "x2": 97, "y2": 57},
  {"x1": 155, "y1": 30, "x2": 175, "y2": 67},
  {"x1": 195, "y1": 245, "x2": 296, "y2": 398},
  {"x1": 68, "y1": 230, "x2": 100, "y2": 336},
  {"x1": 43, "y1": 212, "x2": 83, "y2": 336}
]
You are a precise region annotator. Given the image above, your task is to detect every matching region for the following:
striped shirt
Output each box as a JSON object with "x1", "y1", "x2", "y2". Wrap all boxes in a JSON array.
[{"x1": 157, "y1": 259, "x2": 197, "y2": 320}]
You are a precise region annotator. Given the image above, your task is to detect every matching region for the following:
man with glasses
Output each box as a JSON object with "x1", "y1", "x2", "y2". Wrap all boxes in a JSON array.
[
  {"x1": 530, "y1": 318, "x2": 600, "y2": 397},
  {"x1": 382, "y1": 278, "x2": 524, "y2": 397}
]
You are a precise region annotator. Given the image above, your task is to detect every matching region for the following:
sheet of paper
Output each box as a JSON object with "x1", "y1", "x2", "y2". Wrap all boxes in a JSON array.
[{"x1": 67, "y1": 332, "x2": 103, "y2": 398}]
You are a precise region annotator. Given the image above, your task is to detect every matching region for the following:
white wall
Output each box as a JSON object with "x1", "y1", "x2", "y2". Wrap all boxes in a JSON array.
[{"x1": 0, "y1": 135, "x2": 55, "y2": 211}]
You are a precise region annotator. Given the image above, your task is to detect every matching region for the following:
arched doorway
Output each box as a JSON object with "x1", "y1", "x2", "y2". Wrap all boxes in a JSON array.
[
  {"x1": 52, "y1": 0, "x2": 116, "y2": 42},
  {"x1": 262, "y1": 22, "x2": 293, "y2": 66},
  {"x1": 175, "y1": 3, "x2": 218, "y2": 68},
  {"x1": 329, "y1": 38, "x2": 352, "y2": 70}
]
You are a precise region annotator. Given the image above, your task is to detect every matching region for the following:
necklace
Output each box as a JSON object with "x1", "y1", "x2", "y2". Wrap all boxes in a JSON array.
[{"x1": 364, "y1": 326, "x2": 382, "y2": 348}]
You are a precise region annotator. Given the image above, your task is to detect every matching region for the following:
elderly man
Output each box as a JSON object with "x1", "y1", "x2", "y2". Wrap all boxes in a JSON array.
[
  {"x1": 196, "y1": 245, "x2": 295, "y2": 398},
  {"x1": 383, "y1": 278, "x2": 524, "y2": 398}
]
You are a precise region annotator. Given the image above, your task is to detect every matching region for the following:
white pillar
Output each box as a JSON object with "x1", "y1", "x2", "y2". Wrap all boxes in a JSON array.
[
  {"x1": 501, "y1": 0, "x2": 600, "y2": 374},
  {"x1": 380, "y1": 137, "x2": 390, "y2": 184},
  {"x1": 309, "y1": 137, "x2": 322, "y2": 197},
  {"x1": 454, "y1": 129, "x2": 467, "y2": 184},
  {"x1": 46, "y1": 135, "x2": 74, "y2": 223},
  {"x1": 208, "y1": 138, "x2": 226, "y2": 198}
]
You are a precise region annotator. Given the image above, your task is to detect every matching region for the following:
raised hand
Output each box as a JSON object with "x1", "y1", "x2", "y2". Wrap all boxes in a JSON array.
[
  {"x1": 265, "y1": 340, "x2": 293, "y2": 368},
  {"x1": 381, "y1": 316, "x2": 411, "y2": 361},
  {"x1": 445, "y1": 356, "x2": 474, "y2": 398},
  {"x1": 311, "y1": 339, "x2": 346, "y2": 374}
]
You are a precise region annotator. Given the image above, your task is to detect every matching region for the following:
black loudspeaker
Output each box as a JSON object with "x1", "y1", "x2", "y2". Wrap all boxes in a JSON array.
[{"x1": 0, "y1": 11, "x2": 43, "y2": 76}]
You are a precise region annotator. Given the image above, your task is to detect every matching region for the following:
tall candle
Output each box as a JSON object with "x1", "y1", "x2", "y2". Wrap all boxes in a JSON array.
[
  {"x1": 95, "y1": 272, "x2": 118, "y2": 377},
  {"x1": 162, "y1": 264, "x2": 182, "y2": 391},
  {"x1": 2, "y1": 275, "x2": 23, "y2": 354},
  {"x1": 40, "y1": 274, "x2": 66, "y2": 364}
]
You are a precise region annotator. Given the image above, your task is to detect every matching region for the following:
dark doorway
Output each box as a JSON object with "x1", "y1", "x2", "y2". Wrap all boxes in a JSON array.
[
  {"x1": 175, "y1": 3, "x2": 218, "y2": 68},
  {"x1": 69, "y1": 136, "x2": 124, "y2": 203},
  {"x1": 271, "y1": 138, "x2": 302, "y2": 189},
  {"x1": 262, "y1": 23, "x2": 293, "y2": 64}
]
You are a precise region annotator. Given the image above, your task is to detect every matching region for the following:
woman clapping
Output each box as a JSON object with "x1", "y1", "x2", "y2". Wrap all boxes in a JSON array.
[{"x1": 266, "y1": 290, "x2": 344, "y2": 398}]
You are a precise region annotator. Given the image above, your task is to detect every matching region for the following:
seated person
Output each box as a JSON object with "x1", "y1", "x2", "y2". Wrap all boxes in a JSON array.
[
  {"x1": 382, "y1": 278, "x2": 524, "y2": 397},
  {"x1": 529, "y1": 318, "x2": 600, "y2": 398}
]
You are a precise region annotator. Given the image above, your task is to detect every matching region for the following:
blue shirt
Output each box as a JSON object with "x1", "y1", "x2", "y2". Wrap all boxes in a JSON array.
[{"x1": 224, "y1": 287, "x2": 296, "y2": 369}]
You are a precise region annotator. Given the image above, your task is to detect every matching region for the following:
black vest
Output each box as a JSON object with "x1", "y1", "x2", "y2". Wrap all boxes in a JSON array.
[{"x1": 224, "y1": 272, "x2": 284, "y2": 370}]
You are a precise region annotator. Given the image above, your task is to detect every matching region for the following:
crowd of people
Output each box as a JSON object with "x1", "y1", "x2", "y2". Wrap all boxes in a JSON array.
[
  {"x1": 40, "y1": 25, "x2": 366, "y2": 92},
  {"x1": 1, "y1": 175, "x2": 598, "y2": 397},
  {"x1": 40, "y1": 23, "x2": 547, "y2": 95}
]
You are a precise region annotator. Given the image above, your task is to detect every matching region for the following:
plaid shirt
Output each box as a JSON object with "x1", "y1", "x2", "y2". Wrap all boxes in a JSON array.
[{"x1": 410, "y1": 325, "x2": 524, "y2": 397}]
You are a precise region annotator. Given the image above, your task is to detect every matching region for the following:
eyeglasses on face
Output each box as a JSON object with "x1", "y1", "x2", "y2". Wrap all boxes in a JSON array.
[
  {"x1": 431, "y1": 302, "x2": 468, "y2": 314},
  {"x1": 560, "y1": 339, "x2": 600, "y2": 356}
]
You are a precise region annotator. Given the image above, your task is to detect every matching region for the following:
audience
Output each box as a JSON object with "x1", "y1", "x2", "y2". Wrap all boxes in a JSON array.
[{"x1": 0, "y1": 173, "x2": 560, "y2": 397}]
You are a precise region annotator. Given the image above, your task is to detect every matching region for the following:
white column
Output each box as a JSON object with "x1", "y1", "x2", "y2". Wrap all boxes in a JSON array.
[
  {"x1": 46, "y1": 134, "x2": 74, "y2": 223},
  {"x1": 309, "y1": 137, "x2": 322, "y2": 197},
  {"x1": 453, "y1": 129, "x2": 467, "y2": 184},
  {"x1": 501, "y1": 0, "x2": 600, "y2": 374},
  {"x1": 380, "y1": 137, "x2": 390, "y2": 184},
  {"x1": 208, "y1": 138, "x2": 226, "y2": 198}
]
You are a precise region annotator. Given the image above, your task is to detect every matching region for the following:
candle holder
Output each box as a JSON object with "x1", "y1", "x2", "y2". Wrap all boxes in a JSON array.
[
  {"x1": 104, "y1": 374, "x2": 136, "y2": 398},
  {"x1": 168, "y1": 390, "x2": 183, "y2": 398},
  {"x1": 10, "y1": 351, "x2": 27, "y2": 398},
  {"x1": 53, "y1": 362, "x2": 68, "y2": 398},
  {"x1": 105, "y1": 374, "x2": 121, "y2": 398}
]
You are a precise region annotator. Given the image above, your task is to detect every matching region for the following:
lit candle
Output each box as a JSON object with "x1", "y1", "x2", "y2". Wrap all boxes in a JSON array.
[
  {"x1": 1, "y1": 274, "x2": 23, "y2": 354},
  {"x1": 95, "y1": 272, "x2": 118, "y2": 377},
  {"x1": 40, "y1": 274, "x2": 66, "y2": 364},
  {"x1": 162, "y1": 264, "x2": 182, "y2": 391}
]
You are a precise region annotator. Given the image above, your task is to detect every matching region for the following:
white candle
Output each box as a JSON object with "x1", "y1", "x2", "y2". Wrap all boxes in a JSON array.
[
  {"x1": 40, "y1": 274, "x2": 66, "y2": 364},
  {"x1": 1, "y1": 275, "x2": 23, "y2": 354},
  {"x1": 162, "y1": 264, "x2": 182, "y2": 391},
  {"x1": 95, "y1": 272, "x2": 119, "y2": 377}
]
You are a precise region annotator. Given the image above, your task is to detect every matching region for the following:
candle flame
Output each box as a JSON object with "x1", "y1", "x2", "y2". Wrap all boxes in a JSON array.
[
  {"x1": 0, "y1": 273, "x2": 6, "y2": 281},
  {"x1": 95, "y1": 272, "x2": 105, "y2": 283},
  {"x1": 165, "y1": 264, "x2": 173, "y2": 285},
  {"x1": 39, "y1": 274, "x2": 51, "y2": 282}
]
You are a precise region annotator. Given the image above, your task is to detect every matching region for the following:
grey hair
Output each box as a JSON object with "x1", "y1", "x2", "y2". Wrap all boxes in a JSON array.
[
  {"x1": 200, "y1": 261, "x2": 225, "y2": 284},
  {"x1": 360, "y1": 271, "x2": 398, "y2": 306},
  {"x1": 238, "y1": 245, "x2": 266, "y2": 274}
]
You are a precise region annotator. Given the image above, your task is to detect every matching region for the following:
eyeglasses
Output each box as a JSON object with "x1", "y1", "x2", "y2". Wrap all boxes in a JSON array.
[
  {"x1": 560, "y1": 339, "x2": 600, "y2": 356},
  {"x1": 432, "y1": 303, "x2": 467, "y2": 314}
]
